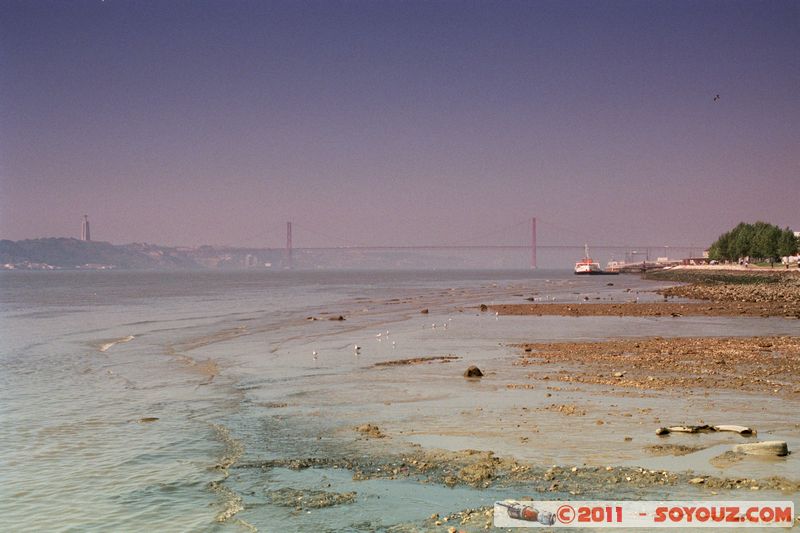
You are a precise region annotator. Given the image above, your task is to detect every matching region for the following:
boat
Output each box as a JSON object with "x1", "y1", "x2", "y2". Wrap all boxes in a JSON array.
[{"x1": 575, "y1": 244, "x2": 618, "y2": 275}]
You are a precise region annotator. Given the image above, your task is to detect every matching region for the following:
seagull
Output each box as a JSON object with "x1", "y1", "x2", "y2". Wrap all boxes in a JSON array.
[
  {"x1": 312, "y1": 351, "x2": 318, "y2": 360},
  {"x1": 713, "y1": 94, "x2": 720, "y2": 102}
]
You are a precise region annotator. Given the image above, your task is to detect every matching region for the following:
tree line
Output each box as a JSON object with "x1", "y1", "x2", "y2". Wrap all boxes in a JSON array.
[{"x1": 708, "y1": 222, "x2": 798, "y2": 263}]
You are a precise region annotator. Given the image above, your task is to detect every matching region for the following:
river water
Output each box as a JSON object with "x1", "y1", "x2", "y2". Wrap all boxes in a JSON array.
[{"x1": 1, "y1": 270, "x2": 797, "y2": 531}]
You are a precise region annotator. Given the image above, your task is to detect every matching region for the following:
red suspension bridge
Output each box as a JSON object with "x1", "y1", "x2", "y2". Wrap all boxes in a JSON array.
[{"x1": 279, "y1": 217, "x2": 703, "y2": 270}]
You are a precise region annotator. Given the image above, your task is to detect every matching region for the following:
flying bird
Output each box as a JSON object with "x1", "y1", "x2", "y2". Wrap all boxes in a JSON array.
[{"x1": 713, "y1": 94, "x2": 720, "y2": 102}]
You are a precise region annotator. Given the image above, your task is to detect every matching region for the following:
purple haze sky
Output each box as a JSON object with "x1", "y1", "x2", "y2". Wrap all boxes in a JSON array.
[{"x1": 1, "y1": 0, "x2": 798, "y2": 248}]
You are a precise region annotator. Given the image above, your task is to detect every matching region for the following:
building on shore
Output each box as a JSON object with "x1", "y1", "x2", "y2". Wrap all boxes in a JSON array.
[{"x1": 81, "y1": 215, "x2": 91, "y2": 241}]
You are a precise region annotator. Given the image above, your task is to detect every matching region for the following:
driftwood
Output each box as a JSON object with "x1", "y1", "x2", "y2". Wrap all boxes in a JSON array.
[{"x1": 656, "y1": 424, "x2": 755, "y2": 436}]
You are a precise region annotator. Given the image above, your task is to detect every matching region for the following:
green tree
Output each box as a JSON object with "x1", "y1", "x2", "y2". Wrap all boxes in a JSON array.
[
  {"x1": 708, "y1": 231, "x2": 731, "y2": 261},
  {"x1": 709, "y1": 221, "x2": 796, "y2": 263},
  {"x1": 778, "y1": 227, "x2": 799, "y2": 258},
  {"x1": 730, "y1": 223, "x2": 754, "y2": 260}
]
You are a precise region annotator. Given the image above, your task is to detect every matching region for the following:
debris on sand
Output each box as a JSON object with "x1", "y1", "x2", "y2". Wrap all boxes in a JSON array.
[
  {"x1": 267, "y1": 487, "x2": 356, "y2": 509},
  {"x1": 645, "y1": 444, "x2": 707, "y2": 456},
  {"x1": 464, "y1": 365, "x2": 484, "y2": 378},
  {"x1": 656, "y1": 425, "x2": 756, "y2": 436},
  {"x1": 710, "y1": 451, "x2": 746, "y2": 468},
  {"x1": 355, "y1": 424, "x2": 386, "y2": 439},
  {"x1": 516, "y1": 336, "x2": 800, "y2": 395},
  {"x1": 541, "y1": 403, "x2": 586, "y2": 416},
  {"x1": 374, "y1": 355, "x2": 460, "y2": 367},
  {"x1": 237, "y1": 447, "x2": 800, "y2": 493},
  {"x1": 136, "y1": 417, "x2": 159, "y2": 423}
]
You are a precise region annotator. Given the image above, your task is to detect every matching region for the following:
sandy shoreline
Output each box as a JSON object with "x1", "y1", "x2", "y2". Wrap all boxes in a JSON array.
[{"x1": 223, "y1": 268, "x2": 800, "y2": 529}]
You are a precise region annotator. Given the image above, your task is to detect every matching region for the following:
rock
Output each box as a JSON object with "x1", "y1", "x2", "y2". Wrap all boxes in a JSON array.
[
  {"x1": 464, "y1": 365, "x2": 483, "y2": 378},
  {"x1": 328, "y1": 315, "x2": 345, "y2": 321},
  {"x1": 420, "y1": 308, "x2": 429, "y2": 314},
  {"x1": 613, "y1": 371, "x2": 625, "y2": 378},
  {"x1": 137, "y1": 417, "x2": 159, "y2": 423},
  {"x1": 689, "y1": 477, "x2": 706, "y2": 484},
  {"x1": 732, "y1": 441, "x2": 788, "y2": 456}
]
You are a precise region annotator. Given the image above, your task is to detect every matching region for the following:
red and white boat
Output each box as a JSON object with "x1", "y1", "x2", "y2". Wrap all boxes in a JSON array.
[{"x1": 575, "y1": 244, "x2": 617, "y2": 275}]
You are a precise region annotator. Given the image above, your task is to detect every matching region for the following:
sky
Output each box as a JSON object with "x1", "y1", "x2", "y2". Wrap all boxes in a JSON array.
[{"x1": 1, "y1": 0, "x2": 798, "y2": 249}]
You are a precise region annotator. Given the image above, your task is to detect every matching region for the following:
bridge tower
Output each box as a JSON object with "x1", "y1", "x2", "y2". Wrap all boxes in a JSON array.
[
  {"x1": 285, "y1": 221, "x2": 293, "y2": 269},
  {"x1": 530, "y1": 217, "x2": 537, "y2": 269}
]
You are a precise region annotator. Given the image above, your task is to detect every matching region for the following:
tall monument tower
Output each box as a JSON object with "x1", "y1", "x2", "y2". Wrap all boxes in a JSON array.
[{"x1": 81, "y1": 215, "x2": 91, "y2": 241}]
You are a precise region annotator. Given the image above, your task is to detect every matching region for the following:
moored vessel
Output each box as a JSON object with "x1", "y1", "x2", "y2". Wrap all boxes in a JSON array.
[{"x1": 575, "y1": 244, "x2": 618, "y2": 275}]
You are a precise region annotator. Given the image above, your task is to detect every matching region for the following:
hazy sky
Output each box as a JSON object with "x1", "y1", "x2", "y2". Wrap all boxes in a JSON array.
[{"x1": 1, "y1": 0, "x2": 798, "y2": 248}]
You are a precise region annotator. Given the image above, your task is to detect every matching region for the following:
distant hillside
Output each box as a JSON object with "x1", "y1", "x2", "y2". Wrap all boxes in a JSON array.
[{"x1": 0, "y1": 238, "x2": 200, "y2": 269}]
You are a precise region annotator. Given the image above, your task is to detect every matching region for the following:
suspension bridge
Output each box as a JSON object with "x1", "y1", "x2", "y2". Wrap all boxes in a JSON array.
[{"x1": 274, "y1": 218, "x2": 704, "y2": 270}]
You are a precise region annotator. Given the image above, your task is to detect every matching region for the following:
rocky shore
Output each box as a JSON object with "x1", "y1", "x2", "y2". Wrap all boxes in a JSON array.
[
  {"x1": 515, "y1": 336, "x2": 800, "y2": 396},
  {"x1": 490, "y1": 266, "x2": 800, "y2": 318},
  {"x1": 650, "y1": 267, "x2": 800, "y2": 306}
]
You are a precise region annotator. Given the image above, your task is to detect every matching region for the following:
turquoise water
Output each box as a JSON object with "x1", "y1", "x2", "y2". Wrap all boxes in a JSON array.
[{"x1": 2, "y1": 270, "x2": 797, "y2": 531}]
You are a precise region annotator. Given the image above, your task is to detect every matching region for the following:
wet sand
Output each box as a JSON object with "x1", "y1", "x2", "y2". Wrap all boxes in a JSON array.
[{"x1": 214, "y1": 269, "x2": 800, "y2": 530}]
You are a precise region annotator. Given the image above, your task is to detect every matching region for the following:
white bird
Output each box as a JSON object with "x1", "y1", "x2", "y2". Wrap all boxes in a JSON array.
[
  {"x1": 354, "y1": 344, "x2": 361, "y2": 352},
  {"x1": 312, "y1": 351, "x2": 318, "y2": 360},
  {"x1": 376, "y1": 333, "x2": 382, "y2": 338},
  {"x1": 392, "y1": 341, "x2": 396, "y2": 348}
]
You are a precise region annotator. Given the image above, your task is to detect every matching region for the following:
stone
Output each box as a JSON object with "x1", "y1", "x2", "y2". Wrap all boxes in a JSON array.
[
  {"x1": 732, "y1": 441, "x2": 788, "y2": 457},
  {"x1": 464, "y1": 365, "x2": 483, "y2": 378}
]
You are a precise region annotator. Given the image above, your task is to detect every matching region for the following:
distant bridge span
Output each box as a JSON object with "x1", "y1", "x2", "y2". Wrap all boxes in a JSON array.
[
  {"x1": 290, "y1": 245, "x2": 696, "y2": 251},
  {"x1": 281, "y1": 218, "x2": 702, "y2": 269}
]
